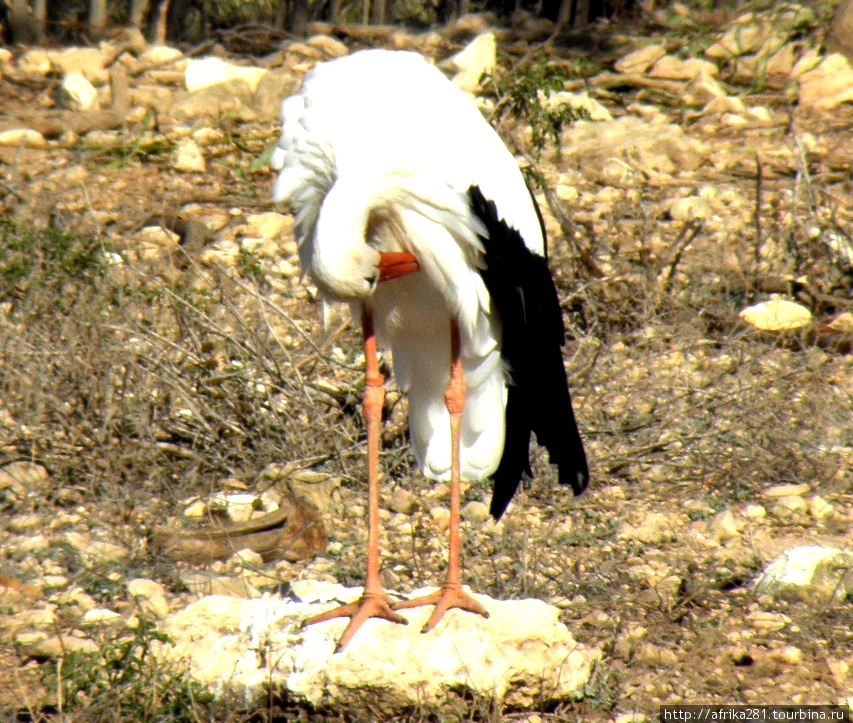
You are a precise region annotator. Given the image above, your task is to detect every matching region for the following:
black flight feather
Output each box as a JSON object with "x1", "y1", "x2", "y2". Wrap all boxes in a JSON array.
[{"x1": 467, "y1": 185, "x2": 589, "y2": 520}]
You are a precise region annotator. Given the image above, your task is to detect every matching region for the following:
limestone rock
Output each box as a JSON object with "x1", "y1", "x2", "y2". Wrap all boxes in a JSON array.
[
  {"x1": 159, "y1": 584, "x2": 600, "y2": 715},
  {"x1": 614, "y1": 45, "x2": 666, "y2": 75},
  {"x1": 252, "y1": 70, "x2": 299, "y2": 121},
  {"x1": 649, "y1": 55, "x2": 718, "y2": 81},
  {"x1": 171, "y1": 79, "x2": 254, "y2": 121},
  {"x1": 387, "y1": 486, "x2": 418, "y2": 515},
  {"x1": 441, "y1": 33, "x2": 496, "y2": 93},
  {"x1": 0, "y1": 129, "x2": 47, "y2": 149},
  {"x1": 81, "y1": 607, "x2": 122, "y2": 627},
  {"x1": 541, "y1": 91, "x2": 612, "y2": 122},
  {"x1": 668, "y1": 196, "x2": 713, "y2": 221},
  {"x1": 304, "y1": 34, "x2": 349, "y2": 59},
  {"x1": 185, "y1": 57, "x2": 268, "y2": 94},
  {"x1": 705, "y1": 14, "x2": 772, "y2": 59},
  {"x1": 739, "y1": 299, "x2": 812, "y2": 332},
  {"x1": 762, "y1": 483, "x2": 811, "y2": 498},
  {"x1": 708, "y1": 509, "x2": 743, "y2": 543},
  {"x1": 683, "y1": 72, "x2": 727, "y2": 105},
  {"x1": 559, "y1": 117, "x2": 709, "y2": 181},
  {"x1": 798, "y1": 54, "x2": 853, "y2": 110},
  {"x1": 173, "y1": 139, "x2": 206, "y2": 173},
  {"x1": 462, "y1": 500, "x2": 491, "y2": 522},
  {"x1": 127, "y1": 578, "x2": 170, "y2": 619},
  {"x1": 62, "y1": 531, "x2": 130, "y2": 564},
  {"x1": 139, "y1": 45, "x2": 185, "y2": 68},
  {"x1": 48, "y1": 47, "x2": 109, "y2": 84},
  {"x1": 619, "y1": 512, "x2": 675, "y2": 544},
  {"x1": 59, "y1": 72, "x2": 99, "y2": 112},
  {"x1": 754, "y1": 546, "x2": 853, "y2": 602},
  {"x1": 19, "y1": 634, "x2": 99, "y2": 658},
  {"x1": 16, "y1": 49, "x2": 52, "y2": 77}
]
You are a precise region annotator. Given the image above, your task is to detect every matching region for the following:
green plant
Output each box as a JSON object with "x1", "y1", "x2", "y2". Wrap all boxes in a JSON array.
[
  {"x1": 44, "y1": 617, "x2": 216, "y2": 720},
  {"x1": 0, "y1": 219, "x2": 111, "y2": 304},
  {"x1": 493, "y1": 54, "x2": 592, "y2": 159}
]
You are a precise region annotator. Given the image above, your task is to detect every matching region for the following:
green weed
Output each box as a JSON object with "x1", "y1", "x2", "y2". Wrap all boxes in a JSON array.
[{"x1": 44, "y1": 617, "x2": 216, "y2": 721}]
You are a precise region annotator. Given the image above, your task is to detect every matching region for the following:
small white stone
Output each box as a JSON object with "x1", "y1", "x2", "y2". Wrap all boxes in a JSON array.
[
  {"x1": 173, "y1": 139, "x2": 206, "y2": 173},
  {"x1": 185, "y1": 57, "x2": 267, "y2": 93},
  {"x1": 614, "y1": 45, "x2": 666, "y2": 74},
  {"x1": 708, "y1": 509, "x2": 743, "y2": 543},
  {"x1": 462, "y1": 500, "x2": 491, "y2": 523},
  {"x1": 59, "y1": 72, "x2": 98, "y2": 111},
  {"x1": 763, "y1": 483, "x2": 811, "y2": 498},
  {"x1": 82, "y1": 608, "x2": 122, "y2": 626},
  {"x1": 0, "y1": 128, "x2": 47, "y2": 148},
  {"x1": 774, "y1": 645, "x2": 803, "y2": 665},
  {"x1": 441, "y1": 33, "x2": 496, "y2": 92},
  {"x1": 808, "y1": 495, "x2": 834, "y2": 520},
  {"x1": 669, "y1": 196, "x2": 713, "y2": 221},
  {"x1": 745, "y1": 504, "x2": 767, "y2": 519}
]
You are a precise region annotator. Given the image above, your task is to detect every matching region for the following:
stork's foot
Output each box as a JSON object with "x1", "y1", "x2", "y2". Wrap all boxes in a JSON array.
[
  {"x1": 393, "y1": 583, "x2": 489, "y2": 633},
  {"x1": 306, "y1": 591, "x2": 408, "y2": 653}
]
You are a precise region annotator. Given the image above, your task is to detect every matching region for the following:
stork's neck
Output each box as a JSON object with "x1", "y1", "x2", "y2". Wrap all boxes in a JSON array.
[{"x1": 310, "y1": 176, "x2": 386, "y2": 301}]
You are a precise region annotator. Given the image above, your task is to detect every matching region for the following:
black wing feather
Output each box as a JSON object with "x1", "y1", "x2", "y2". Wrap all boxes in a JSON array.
[{"x1": 468, "y1": 185, "x2": 589, "y2": 520}]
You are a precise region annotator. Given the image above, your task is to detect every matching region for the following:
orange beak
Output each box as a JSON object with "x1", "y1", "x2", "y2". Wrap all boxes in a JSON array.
[{"x1": 378, "y1": 251, "x2": 420, "y2": 282}]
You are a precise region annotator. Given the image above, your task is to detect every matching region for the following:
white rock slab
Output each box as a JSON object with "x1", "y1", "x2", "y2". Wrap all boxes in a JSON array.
[
  {"x1": 185, "y1": 57, "x2": 268, "y2": 94},
  {"x1": 159, "y1": 582, "x2": 600, "y2": 715},
  {"x1": 440, "y1": 33, "x2": 496, "y2": 93},
  {"x1": 739, "y1": 298, "x2": 812, "y2": 331},
  {"x1": 59, "y1": 72, "x2": 98, "y2": 111},
  {"x1": 754, "y1": 546, "x2": 853, "y2": 602}
]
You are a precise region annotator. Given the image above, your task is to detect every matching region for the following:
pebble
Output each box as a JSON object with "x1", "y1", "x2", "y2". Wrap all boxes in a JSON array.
[
  {"x1": 13, "y1": 535, "x2": 50, "y2": 554},
  {"x1": 669, "y1": 196, "x2": 713, "y2": 221},
  {"x1": 7, "y1": 514, "x2": 44, "y2": 533},
  {"x1": 748, "y1": 611, "x2": 791, "y2": 631},
  {"x1": 808, "y1": 495, "x2": 834, "y2": 520},
  {"x1": 771, "y1": 496, "x2": 809, "y2": 516},
  {"x1": 429, "y1": 506, "x2": 451, "y2": 531},
  {"x1": 173, "y1": 138, "x2": 206, "y2": 172},
  {"x1": 40, "y1": 575, "x2": 69, "y2": 590},
  {"x1": 745, "y1": 504, "x2": 767, "y2": 519},
  {"x1": 22, "y1": 634, "x2": 99, "y2": 658},
  {"x1": 81, "y1": 608, "x2": 123, "y2": 626},
  {"x1": 773, "y1": 646, "x2": 803, "y2": 665},
  {"x1": 12, "y1": 607, "x2": 57, "y2": 629},
  {"x1": 387, "y1": 486, "x2": 417, "y2": 515},
  {"x1": 462, "y1": 500, "x2": 490, "y2": 523},
  {"x1": 127, "y1": 578, "x2": 171, "y2": 619},
  {"x1": 0, "y1": 128, "x2": 47, "y2": 148},
  {"x1": 708, "y1": 509, "x2": 743, "y2": 543},
  {"x1": 762, "y1": 483, "x2": 811, "y2": 498},
  {"x1": 63, "y1": 531, "x2": 130, "y2": 563}
]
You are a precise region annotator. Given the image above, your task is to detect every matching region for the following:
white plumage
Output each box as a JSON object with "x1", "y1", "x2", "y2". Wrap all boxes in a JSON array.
[{"x1": 272, "y1": 49, "x2": 542, "y2": 484}]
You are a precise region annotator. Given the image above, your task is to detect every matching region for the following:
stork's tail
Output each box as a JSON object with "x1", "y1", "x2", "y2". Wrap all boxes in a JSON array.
[{"x1": 467, "y1": 185, "x2": 589, "y2": 520}]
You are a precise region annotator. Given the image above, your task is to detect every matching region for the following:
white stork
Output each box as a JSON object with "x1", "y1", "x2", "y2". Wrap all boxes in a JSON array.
[{"x1": 271, "y1": 48, "x2": 589, "y2": 652}]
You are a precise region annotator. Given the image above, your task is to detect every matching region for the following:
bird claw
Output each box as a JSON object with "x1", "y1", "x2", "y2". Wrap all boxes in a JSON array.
[
  {"x1": 305, "y1": 591, "x2": 408, "y2": 653},
  {"x1": 393, "y1": 583, "x2": 489, "y2": 633}
]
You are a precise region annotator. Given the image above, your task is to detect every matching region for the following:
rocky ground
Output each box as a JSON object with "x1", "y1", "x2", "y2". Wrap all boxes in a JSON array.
[{"x1": 0, "y1": 3, "x2": 852, "y2": 720}]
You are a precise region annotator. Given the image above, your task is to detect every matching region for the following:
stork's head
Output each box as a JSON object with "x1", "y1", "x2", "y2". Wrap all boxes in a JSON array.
[{"x1": 310, "y1": 179, "x2": 419, "y2": 301}]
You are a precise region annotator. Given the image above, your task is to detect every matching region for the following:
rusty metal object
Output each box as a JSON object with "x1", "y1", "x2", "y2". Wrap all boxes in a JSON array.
[{"x1": 152, "y1": 493, "x2": 326, "y2": 564}]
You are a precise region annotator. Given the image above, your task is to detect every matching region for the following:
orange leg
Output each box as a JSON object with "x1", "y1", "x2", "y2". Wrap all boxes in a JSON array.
[
  {"x1": 394, "y1": 320, "x2": 490, "y2": 632},
  {"x1": 304, "y1": 307, "x2": 407, "y2": 652}
]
